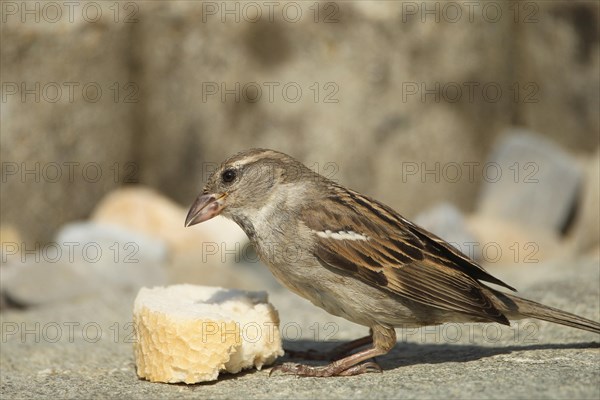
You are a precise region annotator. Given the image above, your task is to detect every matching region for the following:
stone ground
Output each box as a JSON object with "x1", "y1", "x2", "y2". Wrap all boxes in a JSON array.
[{"x1": 1, "y1": 256, "x2": 599, "y2": 399}]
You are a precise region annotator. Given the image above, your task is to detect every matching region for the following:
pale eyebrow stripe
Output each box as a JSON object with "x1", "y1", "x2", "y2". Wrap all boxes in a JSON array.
[{"x1": 234, "y1": 151, "x2": 282, "y2": 167}]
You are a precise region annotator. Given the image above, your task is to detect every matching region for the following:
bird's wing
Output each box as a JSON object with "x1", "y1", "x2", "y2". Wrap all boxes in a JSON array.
[{"x1": 301, "y1": 188, "x2": 513, "y2": 325}]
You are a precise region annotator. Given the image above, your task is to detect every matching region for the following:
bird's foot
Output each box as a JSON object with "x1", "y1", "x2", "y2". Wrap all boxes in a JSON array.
[{"x1": 269, "y1": 361, "x2": 382, "y2": 377}]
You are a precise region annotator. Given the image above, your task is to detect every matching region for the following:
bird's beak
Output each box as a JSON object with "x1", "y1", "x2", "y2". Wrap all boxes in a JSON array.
[{"x1": 184, "y1": 193, "x2": 227, "y2": 227}]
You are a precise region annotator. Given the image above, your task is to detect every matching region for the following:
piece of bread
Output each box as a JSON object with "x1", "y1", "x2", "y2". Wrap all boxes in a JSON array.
[{"x1": 133, "y1": 284, "x2": 284, "y2": 383}]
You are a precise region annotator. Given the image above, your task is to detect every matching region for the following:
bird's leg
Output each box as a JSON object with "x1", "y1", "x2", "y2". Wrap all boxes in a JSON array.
[
  {"x1": 272, "y1": 326, "x2": 396, "y2": 377},
  {"x1": 284, "y1": 331, "x2": 373, "y2": 361}
]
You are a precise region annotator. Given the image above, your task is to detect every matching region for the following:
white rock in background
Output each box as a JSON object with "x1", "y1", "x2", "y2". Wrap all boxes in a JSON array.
[
  {"x1": 0, "y1": 261, "x2": 101, "y2": 307},
  {"x1": 1, "y1": 222, "x2": 168, "y2": 308},
  {"x1": 414, "y1": 202, "x2": 480, "y2": 260},
  {"x1": 55, "y1": 222, "x2": 168, "y2": 289},
  {"x1": 477, "y1": 130, "x2": 582, "y2": 233}
]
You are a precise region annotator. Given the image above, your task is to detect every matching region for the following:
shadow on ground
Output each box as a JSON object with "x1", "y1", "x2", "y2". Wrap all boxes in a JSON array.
[
  {"x1": 152, "y1": 338, "x2": 600, "y2": 388},
  {"x1": 280, "y1": 339, "x2": 600, "y2": 370}
]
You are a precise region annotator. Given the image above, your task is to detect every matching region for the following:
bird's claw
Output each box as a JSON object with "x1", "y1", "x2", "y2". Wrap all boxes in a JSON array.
[{"x1": 338, "y1": 361, "x2": 382, "y2": 376}]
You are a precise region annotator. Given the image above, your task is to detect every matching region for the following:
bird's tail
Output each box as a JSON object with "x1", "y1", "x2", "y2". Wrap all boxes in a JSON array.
[{"x1": 487, "y1": 289, "x2": 600, "y2": 334}]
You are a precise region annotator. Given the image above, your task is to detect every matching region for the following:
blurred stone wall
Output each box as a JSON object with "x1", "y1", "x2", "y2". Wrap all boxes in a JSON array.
[
  {"x1": 2, "y1": 8, "x2": 137, "y2": 242},
  {"x1": 1, "y1": 0, "x2": 598, "y2": 244}
]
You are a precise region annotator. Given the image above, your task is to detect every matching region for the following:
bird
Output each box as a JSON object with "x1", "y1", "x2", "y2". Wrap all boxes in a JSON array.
[{"x1": 185, "y1": 148, "x2": 600, "y2": 377}]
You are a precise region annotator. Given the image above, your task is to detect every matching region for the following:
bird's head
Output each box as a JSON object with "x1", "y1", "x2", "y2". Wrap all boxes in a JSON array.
[{"x1": 185, "y1": 148, "x2": 316, "y2": 227}]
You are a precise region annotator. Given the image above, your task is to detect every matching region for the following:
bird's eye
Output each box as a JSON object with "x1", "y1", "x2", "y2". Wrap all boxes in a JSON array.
[{"x1": 221, "y1": 169, "x2": 237, "y2": 183}]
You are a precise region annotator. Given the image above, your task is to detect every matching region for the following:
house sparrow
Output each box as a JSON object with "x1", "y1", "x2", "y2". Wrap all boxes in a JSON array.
[{"x1": 185, "y1": 148, "x2": 600, "y2": 377}]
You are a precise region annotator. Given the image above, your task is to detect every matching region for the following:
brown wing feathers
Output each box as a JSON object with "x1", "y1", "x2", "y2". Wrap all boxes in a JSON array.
[{"x1": 303, "y1": 187, "x2": 512, "y2": 325}]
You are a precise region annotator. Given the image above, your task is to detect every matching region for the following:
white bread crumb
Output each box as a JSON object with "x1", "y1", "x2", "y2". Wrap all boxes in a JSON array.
[{"x1": 133, "y1": 284, "x2": 284, "y2": 383}]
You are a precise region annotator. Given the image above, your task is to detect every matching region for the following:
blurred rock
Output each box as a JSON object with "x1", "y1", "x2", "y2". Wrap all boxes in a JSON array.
[
  {"x1": 566, "y1": 149, "x2": 600, "y2": 257},
  {"x1": 414, "y1": 202, "x2": 480, "y2": 260},
  {"x1": 413, "y1": 202, "x2": 566, "y2": 266},
  {"x1": 515, "y1": 1, "x2": 599, "y2": 152},
  {"x1": 90, "y1": 187, "x2": 262, "y2": 289},
  {"x1": 1, "y1": 225, "x2": 23, "y2": 265},
  {"x1": 466, "y1": 214, "x2": 563, "y2": 267},
  {"x1": 0, "y1": 261, "x2": 101, "y2": 308},
  {"x1": 55, "y1": 222, "x2": 168, "y2": 289},
  {"x1": 91, "y1": 187, "x2": 247, "y2": 253},
  {"x1": 0, "y1": 225, "x2": 22, "y2": 244},
  {"x1": 477, "y1": 130, "x2": 582, "y2": 233},
  {"x1": 1, "y1": 10, "x2": 136, "y2": 245},
  {"x1": 1, "y1": 222, "x2": 168, "y2": 308}
]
